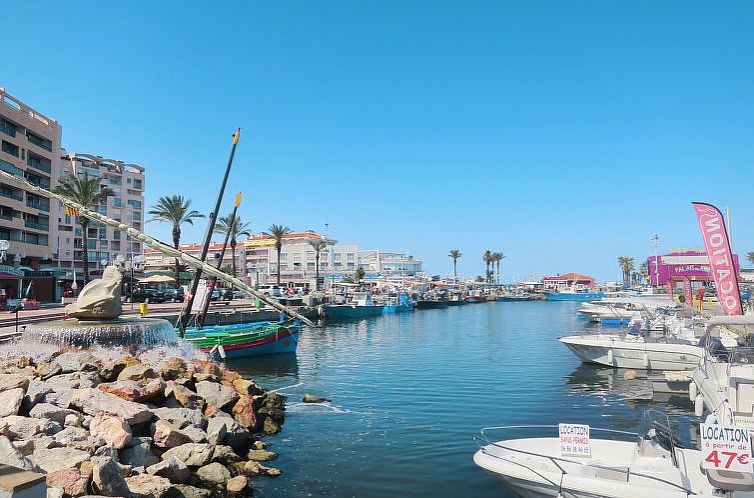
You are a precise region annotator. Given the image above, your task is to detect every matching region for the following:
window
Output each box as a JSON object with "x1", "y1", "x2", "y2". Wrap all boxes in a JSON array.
[
  {"x1": 113, "y1": 198, "x2": 122, "y2": 207},
  {"x1": 26, "y1": 131, "x2": 52, "y2": 151},
  {"x1": 107, "y1": 177, "x2": 122, "y2": 185},
  {"x1": 280, "y1": 254, "x2": 288, "y2": 261},
  {"x1": 133, "y1": 179, "x2": 142, "y2": 189},
  {"x1": 0, "y1": 158, "x2": 23, "y2": 176},
  {"x1": 307, "y1": 251, "x2": 314, "y2": 259},
  {"x1": 127, "y1": 200, "x2": 141, "y2": 209},
  {"x1": 334, "y1": 253, "x2": 342, "y2": 261},
  {"x1": 99, "y1": 228, "x2": 107, "y2": 239},
  {"x1": 347, "y1": 253, "x2": 355, "y2": 261},
  {"x1": 2, "y1": 141, "x2": 19, "y2": 157},
  {"x1": 87, "y1": 240, "x2": 97, "y2": 249},
  {"x1": 0, "y1": 118, "x2": 17, "y2": 137},
  {"x1": 113, "y1": 229, "x2": 120, "y2": 240},
  {"x1": 24, "y1": 171, "x2": 50, "y2": 189},
  {"x1": 75, "y1": 228, "x2": 82, "y2": 236},
  {"x1": 27, "y1": 153, "x2": 51, "y2": 173}
]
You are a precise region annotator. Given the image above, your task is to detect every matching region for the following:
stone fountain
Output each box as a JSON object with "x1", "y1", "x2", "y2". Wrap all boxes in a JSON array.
[{"x1": 22, "y1": 265, "x2": 178, "y2": 348}]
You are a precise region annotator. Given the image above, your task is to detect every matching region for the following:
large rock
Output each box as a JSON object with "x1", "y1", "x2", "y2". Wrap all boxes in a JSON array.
[
  {"x1": 46, "y1": 371, "x2": 100, "y2": 391},
  {"x1": 146, "y1": 457, "x2": 191, "y2": 483},
  {"x1": 211, "y1": 445, "x2": 240, "y2": 463},
  {"x1": 54, "y1": 351, "x2": 101, "y2": 373},
  {"x1": 164, "y1": 381, "x2": 204, "y2": 410},
  {"x1": 117, "y1": 364, "x2": 158, "y2": 382},
  {"x1": 92, "y1": 456, "x2": 130, "y2": 497},
  {"x1": 166, "y1": 485, "x2": 212, "y2": 498},
  {"x1": 190, "y1": 360, "x2": 221, "y2": 377},
  {"x1": 126, "y1": 473, "x2": 172, "y2": 498},
  {"x1": 152, "y1": 419, "x2": 192, "y2": 449},
  {"x1": 303, "y1": 393, "x2": 331, "y2": 403},
  {"x1": 231, "y1": 378, "x2": 263, "y2": 396},
  {"x1": 207, "y1": 416, "x2": 249, "y2": 452},
  {"x1": 0, "y1": 388, "x2": 24, "y2": 417},
  {"x1": 46, "y1": 467, "x2": 89, "y2": 496},
  {"x1": 226, "y1": 475, "x2": 248, "y2": 493},
  {"x1": 90, "y1": 413, "x2": 132, "y2": 449},
  {"x1": 23, "y1": 379, "x2": 53, "y2": 412},
  {"x1": 247, "y1": 449, "x2": 278, "y2": 462},
  {"x1": 153, "y1": 407, "x2": 204, "y2": 429},
  {"x1": 69, "y1": 388, "x2": 153, "y2": 425},
  {"x1": 36, "y1": 361, "x2": 63, "y2": 380},
  {"x1": 65, "y1": 265, "x2": 122, "y2": 320},
  {"x1": 194, "y1": 381, "x2": 238, "y2": 410},
  {"x1": 160, "y1": 358, "x2": 189, "y2": 381},
  {"x1": 161, "y1": 443, "x2": 214, "y2": 467},
  {"x1": 53, "y1": 426, "x2": 103, "y2": 453},
  {"x1": 119, "y1": 438, "x2": 159, "y2": 467},
  {"x1": 0, "y1": 373, "x2": 30, "y2": 392},
  {"x1": 231, "y1": 395, "x2": 258, "y2": 429},
  {"x1": 181, "y1": 426, "x2": 208, "y2": 443},
  {"x1": 195, "y1": 462, "x2": 230, "y2": 485},
  {"x1": 0, "y1": 435, "x2": 35, "y2": 471},
  {"x1": 31, "y1": 446, "x2": 90, "y2": 473},
  {"x1": 1, "y1": 415, "x2": 60, "y2": 439},
  {"x1": 29, "y1": 402, "x2": 80, "y2": 425},
  {"x1": 236, "y1": 459, "x2": 282, "y2": 477}
]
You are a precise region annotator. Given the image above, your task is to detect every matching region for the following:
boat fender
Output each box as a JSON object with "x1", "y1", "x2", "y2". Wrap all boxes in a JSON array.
[
  {"x1": 218, "y1": 344, "x2": 226, "y2": 360},
  {"x1": 642, "y1": 352, "x2": 650, "y2": 370},
  {"x1": 695, "y1": 394, "x2": 704, "y2": 417},
  {"x1": 607, "y1": 349, "x2": 614, "y2": 365},
  {"x1": 689, "y1": 381, "x2": 697, "y2": 402},
  {"x1": 209, "y1": 345, "x2": 219, "y2": 355}
]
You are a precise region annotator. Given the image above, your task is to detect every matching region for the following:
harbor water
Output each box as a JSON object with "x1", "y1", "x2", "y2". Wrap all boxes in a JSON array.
[{"x1": 226, "y1": 301, "x2": 697, "y2": 497}]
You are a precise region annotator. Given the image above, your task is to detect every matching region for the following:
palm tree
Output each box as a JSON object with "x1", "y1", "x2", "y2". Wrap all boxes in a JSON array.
[
  {"x1": 448, "y1": 249, "x2": 462, "y2": 282},
  {"x1": 148, "y1": 195, "x2": 204, "y2": 285},
  {"x1": 214, "y1": 213, "x2": 252, "y2": 278},
  {"x1": 493, "y1": 252, "x2": 506, "y2": 285},
  {"x1": 483, "y1": 250, "x2": 493, "y2": 284},
  {"x1": 54, "y1": 173, "x2": 115, "y2": 283},
  {"x1": 309, "y1": 239, "x2": 329, "y2": 291},
  {"x1": 617, "y1": 256, "x2": 635, "y2": 289},
  {"x1": 748, "y1": 252, "x2": 754, "y2": 266},
  {"x1": 268, "y1": 224, "x2": 292, "y2": 285}
]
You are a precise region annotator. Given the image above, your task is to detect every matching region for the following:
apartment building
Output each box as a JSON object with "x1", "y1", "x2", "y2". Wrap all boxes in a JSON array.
[
  {"x1": 56, "y1": 152, "x2": 145, "y2": 272},
  {"x1": 0, "y1": 88, "x2": 62, "y2": 270},
  {"x1": 358, "y1": 250, "x2": 423, "y2": 277}
]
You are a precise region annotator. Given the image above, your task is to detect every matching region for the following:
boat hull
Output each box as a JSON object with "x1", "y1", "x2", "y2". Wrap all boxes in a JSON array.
[
  {"x1": 559, "y1": 335, "x2": 703, "y2": 370},
  {"x1": 382, "y1": 302, "x2": 416, "y2": 314},
  {"x1": 545, "y1": 292, "x2": 605, "y2": 302},
  {"x1": 186, "y1": 322, "x2": 299, "y2": 358},
  {"x1": 323, "y1": 304, "x2": 384, "y2": 321},
  {"x1": 415, "y1": 300, "x2": 448, "y2": 309},
  {"x1": 498, "y1": 296, "x2": 532, "y2": 302}
]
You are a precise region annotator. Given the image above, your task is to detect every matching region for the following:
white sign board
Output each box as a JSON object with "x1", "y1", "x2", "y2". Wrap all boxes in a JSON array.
[
  {"x1": 559, "y1": 423, "x2": 590, "y2": 456},
  {"x1": 700, "y1": 423, "x2": 752, "y2": 472},
  {"x1": 190, "y1": 279, "x2": 210, "y2": 313}
]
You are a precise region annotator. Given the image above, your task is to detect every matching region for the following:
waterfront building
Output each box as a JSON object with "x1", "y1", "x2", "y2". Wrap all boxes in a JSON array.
[
  {"x1": 0, "y1": 89, "x2": 62, "y2": 302},
  {"x1": 56, "y1": 152, "x2": 145, "y2": 275},
  {"x1": 646, "y1": 248, "x2": 740, "y2": 288},
  {"x1": 143, "y1": 242, "x2": 245, "y2": 282},
  {"x1": 358, "y1": 250, "x2": 423, "y2": 278},
  {"x1": 542, "y1": 272, "x2": 595, "y2": 291}
]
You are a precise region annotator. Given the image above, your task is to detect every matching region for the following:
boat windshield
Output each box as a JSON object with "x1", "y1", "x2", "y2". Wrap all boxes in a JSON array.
[{"x1": 637, "y1": 410, "x2": 682, "y2": 465}]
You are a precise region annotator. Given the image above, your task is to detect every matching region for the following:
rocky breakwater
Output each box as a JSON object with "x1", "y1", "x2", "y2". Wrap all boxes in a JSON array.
[{"x1": 0, "y1": 350, "x2": 286, "y2": 497}]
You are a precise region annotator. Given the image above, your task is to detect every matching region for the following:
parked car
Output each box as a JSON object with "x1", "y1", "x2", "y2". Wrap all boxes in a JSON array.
[
  {"x1": 210, "y1": 289, "x2": 221, "y2": 301},
  {"x1": 257, "y1": 285, "x2": 282, "y2": 297},
  {"x1": 219, "y1": 288, "x2": 234, "y2": 301},
  {"x1": 165, "y1": 287, "x2": 185, "y2": 302},
  {"x1": 233, "y1": 289, "x2": 251, "y2": 299},
  {"x1": 127, "y1": 288, "x2": 166, "y2": 303}
]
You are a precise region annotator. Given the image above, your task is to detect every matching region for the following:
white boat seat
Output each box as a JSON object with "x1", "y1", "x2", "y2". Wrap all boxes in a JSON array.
[{"x1": 701, "y1": 465, "x2": 754, "y2": 491}]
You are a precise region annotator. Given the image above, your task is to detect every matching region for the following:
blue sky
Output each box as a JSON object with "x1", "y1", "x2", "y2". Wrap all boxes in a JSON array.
[{"x1": 3, "y1": 1, "x2": 753, "y2": 281}]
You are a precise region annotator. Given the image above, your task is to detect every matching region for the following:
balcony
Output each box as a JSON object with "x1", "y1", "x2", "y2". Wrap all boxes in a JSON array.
[
  {"x1": 26, "y1": 132, "x2": 52, "y2": 152},
  {"x1": 0, "y1": 159, "x2": 23, "y2": 177},
  {"x1": 0, "y1": 118, "x2": 17, "y2": 137},
  {"x1": 24, "y1": 219, "x2": 50, "y2": 231},
  {"x1": 26, "y1": 198, "x2": 50, "y2": 212},
  {"x1": 0, "y1": 188, "x2": 23, "y2": 202},
  {"x1": 27, "y1": 155, "x2": 52, "y2": 174},
  {"x1": 24, "y1": 173, "x2": 50, "y2": 190}
]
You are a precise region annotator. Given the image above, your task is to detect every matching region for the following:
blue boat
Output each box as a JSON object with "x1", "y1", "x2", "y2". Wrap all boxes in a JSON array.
[
  {"x1": 324, "y1": 292, "x2": 385, "y2": 321},
  {"x1": 383, "y1": 294, "x2": 416, "y2": 314},
  {"x1": 545, "y1": 291, "x2": 605, "y2": 302}
]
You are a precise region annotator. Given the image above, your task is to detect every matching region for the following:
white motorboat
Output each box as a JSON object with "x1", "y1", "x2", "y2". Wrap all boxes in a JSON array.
[
  {"x1": 577, "y1": 302, "x2": 639, "y2": 323},
  {"x1": 691, "y1": 316, "x2": 754, "y2": 425},
  {"x1": 473, "y1": 411, "x2": 754, "y2": 498}
]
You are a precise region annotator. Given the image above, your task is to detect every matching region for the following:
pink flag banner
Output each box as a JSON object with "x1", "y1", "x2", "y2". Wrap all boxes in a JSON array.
[
  {"x1": 684, "y1": 278, "x2": 693, "y2": 310},
  {"x1": 692, "y1": 202, "x2": 742, "y2": 315}
]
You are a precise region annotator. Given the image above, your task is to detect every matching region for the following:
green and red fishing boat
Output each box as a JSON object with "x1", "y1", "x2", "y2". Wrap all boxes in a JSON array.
[{"x1": 183, "y1": 319, "x2": 300, "y2": 358}]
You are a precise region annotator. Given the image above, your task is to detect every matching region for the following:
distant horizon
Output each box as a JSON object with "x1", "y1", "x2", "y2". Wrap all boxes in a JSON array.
[{"x1": 3, "y1": 1, "x2": 752, "y2": 282}]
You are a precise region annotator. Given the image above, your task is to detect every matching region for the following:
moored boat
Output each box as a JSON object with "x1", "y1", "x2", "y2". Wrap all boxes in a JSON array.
[
  {"x1": 184, "y1": 319, "x2": 300, "y2": 358},
  {"x1": 323, "y1": 292, "x2": 385, "y2": 321},
  {"x1": 415, "y1": 299, "x2": 449, "y2": 309}
]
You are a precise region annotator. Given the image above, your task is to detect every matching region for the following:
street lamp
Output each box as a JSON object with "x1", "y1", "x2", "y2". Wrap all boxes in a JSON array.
[{"x1": 650, "y1": 234, "x2": 661, "y2": 287}]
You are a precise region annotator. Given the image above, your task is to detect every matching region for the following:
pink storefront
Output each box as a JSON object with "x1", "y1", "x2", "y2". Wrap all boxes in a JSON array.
[{"x1": 647, "y1": 249, "x2": 740, "y2": 293}]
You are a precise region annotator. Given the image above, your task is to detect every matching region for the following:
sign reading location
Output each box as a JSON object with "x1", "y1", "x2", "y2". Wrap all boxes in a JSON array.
[
  {"x1": 559, "y1": 423, "x2": 590, "y2": 456},
  {"x1": 700, "y1": 423, "x2": 752, "y2": 473}
]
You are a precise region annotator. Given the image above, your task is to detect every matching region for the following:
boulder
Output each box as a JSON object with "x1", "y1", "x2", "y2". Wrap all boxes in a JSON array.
[
  {"x1": 36, "y1": 361, "x2": 63, "y2": 380},
  {"x1": 29, "y1": 402, "x2": 80, "y2": 425},
  {"x1": 226, "y1": 475, "x2": 248, "y2": 493},
  {"x1": 152, "y1": 419, "x2": 192, "y2": 449},
  {"x1": 194, "y1": 381, "x2": 238, "y2": 410},
  {"x1": 125, "y1": 473, "x2": 172, "y2": 498},
  {"x1": 165, "y1": 381, "x2": 204, "y2": 410},
  {"x1": 0, "y1": 435, "x2": 35, "y2": 471},
  {"x1": 247, "y1": 449, "x2": 278, "y2": 462},
  {"x1": 93, "y1": 444, "x2": 119, "y2": 461},
  {"x1": 160, "y1": 358, "x2": 189, "y2": 381},
  {"x1": 69, "y1": 388, "x2": 153, "y2": 425},
  {"x1": 117, "y1": 364, "x2": 157, "y2": 382},
  {"x1": 96, "y1": 380, "x2": 143, "y2": 401},
  {"x1": 43, "y1": 389, "x2": 77, "y2": 409},
  {"x1": 46, "y1": 468, "x2": 89, "y2": 496},
  {"x1": 211, "y1": 445, "x2": 240, "y2": 463},
  {"x1": 11, "y1": 438, "x2": 35, "y2": 456},
  {"x1": 0, "y1": 388, "x2": 24, "y2": 417},
  {"x1": 165, "y1": 485, "x2": 212, "y2": 498},
  {"x1": 65, "y1": 413, "x2": 85, "y2": 427},
  {"x1": 207, "y1": 416, "x2": 249, "y2": 451},
  {"x1": 231, "y1": 395, "x2": 258, "y2": 429},
  {"x1": 47, "y1": 487, "x2": 64, "y2": 498},
  {"x1": 92, "y1": 457, "x2": 130, "y2": 497},
  {"x1": 231, "y1": 378, "x2": 263, "y2": 396},
  {"x1": 146, "y1": 457, "x2": 191, "y2": 483},
  {"x1": 192, "y1": 373, "x2": 218, "y2": 383},
  {"x1": 31, "y1": 446, "x2": 90, "y2": 473},
  {"x1": 190, "y1": 360, "x2": 221, "y2": 377},
  {"x1": 181, "y1": 426, "x2": 208, "y2": 443},
  {"x1": 195, "y1": 462, "x2": 230, "y2": 484},
  {"x1": 303, "y1": 393, "x2": 331, "y2": 403},
  {"x1": 90, "y1": 413, "x2": 132, "y2": 449},
  {"x1": 22, "y1": 379, "x2": 53, "y2": 412},
  {"x1": 236, "y1": 460, "x2": 282, "y2": 477},
  {"x1": 2, "y1": 415, "x2": 60, "y2": 439},
  {"x1": 119, "y1": 438, "x2": 159, "y2": 467},
  {"x1": 161, "y1": 443, "x2": 214, "y2": 467},
  {"x1": 0, "y1": 373, "x2": 30, "y2": 392},
  {"x1": 53, "y1": 426, "x2": 103, "y2": 453},
  {"x1": 153, "y1": 407, "x2": 205, "y2": 429},
  {"x1": 263, "y1": 416, "x2": 282, "y2": 434}
]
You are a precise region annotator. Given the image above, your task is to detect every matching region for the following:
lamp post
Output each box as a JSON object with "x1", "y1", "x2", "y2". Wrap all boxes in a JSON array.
[{"x1": 651, "y1": 234, "x2": 660, "y2": 287}]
